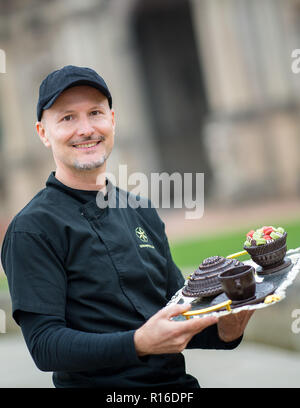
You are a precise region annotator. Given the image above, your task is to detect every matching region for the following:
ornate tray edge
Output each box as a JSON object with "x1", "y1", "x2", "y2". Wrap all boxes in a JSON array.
[{"x1": 168, "y1": 249, "x2": 300, "y2": 319}]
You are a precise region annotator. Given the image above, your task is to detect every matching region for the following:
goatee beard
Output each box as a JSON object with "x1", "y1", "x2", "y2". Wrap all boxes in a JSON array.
[{"x1": 73, "y1": 155, "x2": 108, "y2": 171}]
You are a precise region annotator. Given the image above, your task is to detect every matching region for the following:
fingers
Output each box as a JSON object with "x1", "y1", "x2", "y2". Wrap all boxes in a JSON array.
[
  {"x1": 172, "y1": 314, "x2": 219, "y2": 352},
  {"x1": 217, "y1": 309, "x2": 255, "y2": 342},
  {"x1": 160, "y1": 303, "x2": 218, "y2": 333},
  {"x1": 160, "y1": 303, "x2": 192, "y2": 319},
  {"x1": 165, "y1": 304, "x2": 218, "y2": 334},
  {"x1": 135, "y1": 303, "x2": 219, "y2": 356},
  {"x1": 184, "y1": 314, "x2": 218, "y2": 334},
  {"x1": 239, "y1": 309, "x2": 255, "y2": 328}
]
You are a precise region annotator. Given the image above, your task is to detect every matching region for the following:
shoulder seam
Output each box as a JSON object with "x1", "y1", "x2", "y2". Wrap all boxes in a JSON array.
[{"x1": 9, "y1": 230, "x2": 65, "y2": 260}]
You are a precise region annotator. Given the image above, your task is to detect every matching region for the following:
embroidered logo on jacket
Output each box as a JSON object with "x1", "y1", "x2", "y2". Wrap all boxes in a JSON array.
[
  {"x1": 135, "y1": 227, "x2": 148, "y2": 242},
  {"x1": 135, "y1": 227, "x2": 155, "y2": 249}
]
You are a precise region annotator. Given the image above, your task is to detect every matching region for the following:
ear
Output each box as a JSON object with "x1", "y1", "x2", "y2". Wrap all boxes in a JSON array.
[
  {"x1": 36, "y1": 120, "x2": 51, "y2": 148},
  {"x1": 111, "y1": 109, "x2": 116, "y2": 135}
]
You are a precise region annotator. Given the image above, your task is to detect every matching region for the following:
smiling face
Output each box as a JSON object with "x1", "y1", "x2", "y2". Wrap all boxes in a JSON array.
[{"x1": 36, "y1": 85, "x2": 115, "y2": 187}]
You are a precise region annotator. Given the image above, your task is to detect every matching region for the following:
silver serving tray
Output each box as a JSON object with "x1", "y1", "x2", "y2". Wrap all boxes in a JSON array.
[{"x1": 169, "y1": 248, "x2": 300, "y2": 320}]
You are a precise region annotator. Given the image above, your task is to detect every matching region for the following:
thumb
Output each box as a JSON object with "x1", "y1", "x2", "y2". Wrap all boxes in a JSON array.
[{"x1": 160, "y1": 303, "x2": 192, "y2": 319}]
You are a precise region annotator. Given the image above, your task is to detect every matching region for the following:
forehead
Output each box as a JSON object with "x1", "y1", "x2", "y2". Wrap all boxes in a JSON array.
[{"x1": 50, "y1": 85, "x2": 109, "y2": 113}]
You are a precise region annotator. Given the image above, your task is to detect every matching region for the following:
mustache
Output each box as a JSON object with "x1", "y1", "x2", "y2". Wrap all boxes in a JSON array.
[{"x1": 69, "y1": 135, "x2": 105, "y2": 146}]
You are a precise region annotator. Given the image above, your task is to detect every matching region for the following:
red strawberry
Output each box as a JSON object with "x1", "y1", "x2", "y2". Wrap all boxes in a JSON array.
[
  {"x1": 246, "y1": 230, "x2": 255, "y2": 238},
  {"x1": 263, "y1": 227, "x2": 273, "y2": 235},
  {"x1": 263, "y1": 235, "x2": 272, "y2": 240}
]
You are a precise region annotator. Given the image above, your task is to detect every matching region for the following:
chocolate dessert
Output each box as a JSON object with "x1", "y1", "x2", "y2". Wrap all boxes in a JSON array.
[
  {"x1": 182, "y1": 255, "x2": 244, "y2": 298},
  {"x1": 243, "y1": 226, "x2": 290, "y2": 274}
]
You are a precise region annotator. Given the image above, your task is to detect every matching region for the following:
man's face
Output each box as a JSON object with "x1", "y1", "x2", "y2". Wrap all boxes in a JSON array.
[{"x1": 37, "y1": 85, "x2": 115, "y2": 174}]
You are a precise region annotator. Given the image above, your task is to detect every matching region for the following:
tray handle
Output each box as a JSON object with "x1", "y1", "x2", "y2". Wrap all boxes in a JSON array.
[
  {"x1": 226, "y1": 250, "x2": 248, "y2": 259},
  {"x1": 182, "y1": 299, "x2": 232, "y2": 320}
]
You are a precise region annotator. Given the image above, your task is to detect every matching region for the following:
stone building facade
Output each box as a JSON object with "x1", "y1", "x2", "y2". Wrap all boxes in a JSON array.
[{"x1": 0, "y1": 0, "x2": 300, "y2": 227}]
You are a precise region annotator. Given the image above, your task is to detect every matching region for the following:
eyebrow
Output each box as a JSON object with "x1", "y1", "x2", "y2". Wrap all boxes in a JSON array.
[
  {"x1": 59, "y1": 110, "x2": 75, "y2": 115},
  {"x1": 58, "y1": 105, "x2": 106, "y2": 115}
]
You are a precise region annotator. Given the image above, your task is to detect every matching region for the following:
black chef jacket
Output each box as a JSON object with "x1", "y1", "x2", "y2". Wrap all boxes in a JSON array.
[{"x1": 1, "y1": 172, "x2": 242, "y2": 388}]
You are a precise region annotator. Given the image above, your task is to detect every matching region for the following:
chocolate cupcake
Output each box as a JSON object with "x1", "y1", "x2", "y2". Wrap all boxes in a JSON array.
[{"x1": 182, "y1": 256, "x2": 244, "y2": 298}]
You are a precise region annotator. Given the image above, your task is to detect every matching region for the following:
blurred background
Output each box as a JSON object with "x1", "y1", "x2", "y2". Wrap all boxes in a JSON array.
[{"x1": 0, "y1": 0, "x2": 300, "y2": 388}]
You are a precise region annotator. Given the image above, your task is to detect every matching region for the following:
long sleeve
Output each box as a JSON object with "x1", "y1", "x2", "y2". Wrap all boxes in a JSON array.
[
  {"x1": 18, "y1": 311, "x2": 142, "y2": 372},
  {"x1": 187, "y1": 323, "x2": 243, "y2": 350}
]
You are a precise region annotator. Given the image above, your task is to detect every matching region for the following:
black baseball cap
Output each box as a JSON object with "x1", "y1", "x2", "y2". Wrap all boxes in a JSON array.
[{"x1": 37, "y1": 65, "x2": 112, "y2": 121}]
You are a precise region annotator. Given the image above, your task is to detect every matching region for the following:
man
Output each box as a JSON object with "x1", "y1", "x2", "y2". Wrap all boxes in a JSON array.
[{"x1": 1, "y1": 65, "x2": 253, "y2": 388}]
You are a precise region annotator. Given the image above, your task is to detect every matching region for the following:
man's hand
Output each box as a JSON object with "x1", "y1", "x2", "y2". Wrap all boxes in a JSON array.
[
  {"x1": 134, "y1": 303, "x2": 218, "y2": 356},
  {"x1": 217, "y1": 310, "x2": 255, "y2": 342}
]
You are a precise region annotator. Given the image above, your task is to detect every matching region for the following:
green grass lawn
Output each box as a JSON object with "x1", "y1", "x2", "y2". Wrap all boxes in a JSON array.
[
  {"x1": 170, "y1": 219, "x2": 300, "y2": 271},
  {"x1": 0, "y1": 219, "x2": 299, "y2": 291},
  {"x1": 0, "y1": 274, "x2": 8, "y2": 291}
]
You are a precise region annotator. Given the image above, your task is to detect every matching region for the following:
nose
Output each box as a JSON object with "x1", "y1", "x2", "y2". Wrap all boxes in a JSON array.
[{"x1": 76, "y1": 116, "x2": 95, "y2": 137}]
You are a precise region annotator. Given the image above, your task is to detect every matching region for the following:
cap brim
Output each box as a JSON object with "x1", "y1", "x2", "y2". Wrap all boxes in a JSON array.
[{"x1": 43, "y1": 79, "x2": 112, "y2": 111}]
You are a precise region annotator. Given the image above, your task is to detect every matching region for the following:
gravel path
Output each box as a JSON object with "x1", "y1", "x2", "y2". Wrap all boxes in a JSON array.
[{"x1": 0, "y1": 331, "x2": 299, "y2": 388}]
